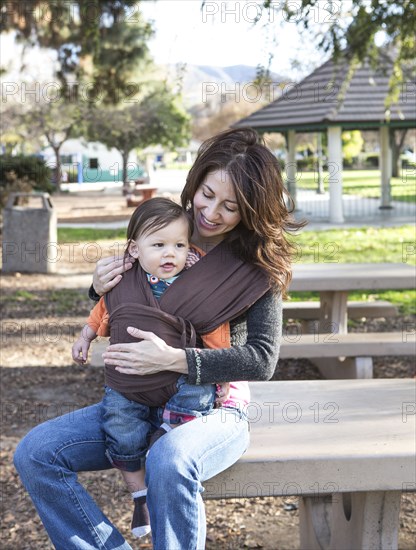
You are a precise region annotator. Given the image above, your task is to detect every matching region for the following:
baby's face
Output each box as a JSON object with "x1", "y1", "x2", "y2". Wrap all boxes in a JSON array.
[{"x1": 129, "y1": 218, "x2": 190, "y2": 279}]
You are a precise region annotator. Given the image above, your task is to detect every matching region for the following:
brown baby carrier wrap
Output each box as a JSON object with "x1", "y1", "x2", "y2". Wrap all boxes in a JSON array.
[{"x1": 104, "y1": 241, "x2": 270, "y2": 407}]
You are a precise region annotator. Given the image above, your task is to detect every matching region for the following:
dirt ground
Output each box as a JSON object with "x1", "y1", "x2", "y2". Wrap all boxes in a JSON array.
[{"x1": 1, "y1": 192, "x2": 415, "y2": 549}]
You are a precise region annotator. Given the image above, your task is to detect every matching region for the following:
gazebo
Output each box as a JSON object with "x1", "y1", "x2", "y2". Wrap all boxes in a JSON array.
[{"x1": 234, "y1": 53, "x2": 416, "y2": 223}]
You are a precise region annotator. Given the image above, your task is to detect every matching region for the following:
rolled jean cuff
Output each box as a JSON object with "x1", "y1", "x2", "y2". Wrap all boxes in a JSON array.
[
  {"x1": 105, "y1": 449, "x2": 146, "y2": 472},
  {"x1": 162, "y1": 410, "x2": 198, "y2": 425}
]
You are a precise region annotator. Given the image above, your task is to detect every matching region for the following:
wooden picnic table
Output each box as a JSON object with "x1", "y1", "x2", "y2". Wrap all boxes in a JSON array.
[
  {"x1": 126, "y1": 183, "x2": 158, "y2": 207},
  {"x1": 288, "y1": 263, "x2": 416, "y2": 377}
]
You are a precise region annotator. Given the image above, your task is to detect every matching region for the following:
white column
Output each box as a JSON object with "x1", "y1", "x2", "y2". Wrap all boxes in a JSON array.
[
  {"x1": 286, "y1": 129, "x2": 297, "y2": 206},
  {"x1": 379, "y1": 125, "x2": 392, "y2": 208},
  {"x1": 145, "y1": 154, "x2": 154, "y2": 181},
  {"x1": 316, "y1": 132, "x2": 324, "y2": 194},
  {"x1": 327, "y1": 126, "x2": 344, "y2": 223}
]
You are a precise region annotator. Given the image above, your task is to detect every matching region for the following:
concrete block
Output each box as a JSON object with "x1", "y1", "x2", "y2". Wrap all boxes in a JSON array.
[{"x1": 2, "y1": 193, "x2": 57, "y2": 274}]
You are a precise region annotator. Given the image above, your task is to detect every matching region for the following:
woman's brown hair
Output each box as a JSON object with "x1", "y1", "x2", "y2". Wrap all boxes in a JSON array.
[{"x1": 181, "y1": 127, "x2": 306, "y2": 295}]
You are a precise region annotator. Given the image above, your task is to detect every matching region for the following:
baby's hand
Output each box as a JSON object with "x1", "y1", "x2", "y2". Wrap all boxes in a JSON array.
[{"x1": 72, "y1": 337, "x2": 91, "y2": 365}]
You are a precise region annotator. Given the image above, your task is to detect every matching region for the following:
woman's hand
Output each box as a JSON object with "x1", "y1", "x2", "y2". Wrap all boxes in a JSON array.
[
  {"x1": 92, "y1": 255, "x2": 135, "y2": 296},
  {"x1": 102, "y1": 327, "x2": 188, "y2": 375}
]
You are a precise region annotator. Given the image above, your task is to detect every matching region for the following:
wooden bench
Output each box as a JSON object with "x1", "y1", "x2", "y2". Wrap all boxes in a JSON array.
[
  {"x1": 279, "y1": 332, "x2": 416, "y2": 378},
  {"x1": 203, "y1": 379, "x2": 416, "y2": 550},
  {"x1": 283, "y1": 300, "x2": 398, "y2": 321}
]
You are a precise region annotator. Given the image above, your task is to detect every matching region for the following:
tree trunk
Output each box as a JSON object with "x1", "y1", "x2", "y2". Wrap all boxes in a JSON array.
[
  {"x1": 53, "y1": 146, "x2": 62, "y2": 192},
  {"x1": 121, "y1": 151, "x2": 130, "y2": 195},
  {"x1": 390, "y1": 129, "x2": 408, "y2": 178}
]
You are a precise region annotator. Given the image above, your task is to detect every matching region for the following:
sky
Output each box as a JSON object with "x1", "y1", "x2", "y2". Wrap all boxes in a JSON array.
[
  {"x1": 139, "y1": 0, "x2": 327, "y2": 78},
  {"x1": 0, "y1": 0, "x2": 332, "y2": 83}
]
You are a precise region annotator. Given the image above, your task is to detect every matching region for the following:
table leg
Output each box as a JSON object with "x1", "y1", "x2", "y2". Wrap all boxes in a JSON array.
[
  {"x1": 299, "y1": 490, "x2": 401, "y2": 550},
  {"x1": 319, "y1": 291, "x2": 348, "y2": 334},
  {"x1": 312, "y1": 291, "x2": 375, "y2": 378},
  {"x1": 341, "y1": 357, "x2": 373, "y2": 378},
  {"x1": 310, "y1": 291, "x2": 350, "y2": 378}
]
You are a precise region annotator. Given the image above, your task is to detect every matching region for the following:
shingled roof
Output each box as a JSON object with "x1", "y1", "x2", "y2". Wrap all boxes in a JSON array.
[{"x1": 234, "y1": 53, "x2": 416, "y2": 133}]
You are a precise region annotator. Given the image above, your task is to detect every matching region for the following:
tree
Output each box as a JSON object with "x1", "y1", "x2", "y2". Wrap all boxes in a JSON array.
[
  {"x1": 390, "y1": 129, "x2": 409, "y2": 177},
  {"x1": 342, "y1": 130, "x2": 364, "y2": 165},
  {"x1": 259, "y1": 1, "x2": 415, "y2": 65},
  {"x1": 1, "y1": 1, "x2": 154, "y2": 104},
  {"x1": 24, "y1": 101, "x2": 87, "y2": 190},
  {"x1": 1, "y1": 103, "x2": 45, "y2": 155},
  {"x1": 88, "y1": 87, "x2": 190, "y2": 191},
  {"x1": 192, "y1": 100, "x2": 262, "y2": 142},
  {"x1": 251, "y1": 1, "x2": 416, "y2": 101}
]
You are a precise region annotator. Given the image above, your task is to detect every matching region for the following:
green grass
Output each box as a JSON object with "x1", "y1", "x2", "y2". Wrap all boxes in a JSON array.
[
  {"x1": 297, "y1": 169, "x2": 416, "y2": 203},
  {"x1": 289, "y1": 225, "x2": 416, "y2": 315},
  {"x1": 291, "y1": 225, "x2": 416, "y2": 264},
  {"x1": 58, "y1": 225, "x2": 415, "y2": 315},
  {"x1": 3, "y1": 289, "x2": 92, "y2": 317},
  {"x1": 11, "y1": 289, "x2": 37, "y2": 300},
  {"x1": 58, "y1": 227, "x2": 127, "y2": 242}
]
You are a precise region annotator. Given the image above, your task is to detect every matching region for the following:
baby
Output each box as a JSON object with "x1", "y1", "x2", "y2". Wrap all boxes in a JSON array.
[{"x1": 72, "y1": 198, "x2": 229, "y2": 538}]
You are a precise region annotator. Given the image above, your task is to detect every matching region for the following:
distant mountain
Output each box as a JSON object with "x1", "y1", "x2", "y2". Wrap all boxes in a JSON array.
[{"x1": 162, "y1": 63, "x2": 289, "y2": 108}]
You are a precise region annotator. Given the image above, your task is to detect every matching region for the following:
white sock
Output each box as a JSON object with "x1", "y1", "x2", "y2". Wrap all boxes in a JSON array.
[
  {"x1": 132, "y1": 524, "x2": 151, "y2": 538},
  {"x1": 131, "y1": 489, "x2": 151, "y2": 538},
  {"x1": 160, "y1": 422, "x2": 173, "y2": 432},
  {"x1": 131, "y1": 489, "x2": 147, "y2": 499}
]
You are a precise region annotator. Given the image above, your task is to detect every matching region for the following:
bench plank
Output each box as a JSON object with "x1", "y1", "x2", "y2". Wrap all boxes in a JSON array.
[
  {"x1": 203, "y1": 379, "x2": 415, "y2": 550},
  {"x1": 204, "y1": 379, "x2": 416, "y2": 498},
  {"x1": 290, "y1": 263, "x2": 416, "y2": 292},
  {"x1": 279, "y1": 331, "x2": 415, "y2": 359},
  {"x1": 283, "y1": 300, "x2": 398, "y2": 320}
]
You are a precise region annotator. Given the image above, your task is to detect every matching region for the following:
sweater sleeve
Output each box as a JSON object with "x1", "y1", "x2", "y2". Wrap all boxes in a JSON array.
[
  {"x1": 185, "y1": 289, "x2": 282, "y2": 385},
  {"x1": 89, "y1": 284, "x2": 101, "y2": 302}
]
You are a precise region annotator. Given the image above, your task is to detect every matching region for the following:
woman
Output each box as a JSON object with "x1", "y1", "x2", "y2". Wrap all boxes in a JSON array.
[{"x1": 14, "y1": 128, "x2": 303, "y2": 549}]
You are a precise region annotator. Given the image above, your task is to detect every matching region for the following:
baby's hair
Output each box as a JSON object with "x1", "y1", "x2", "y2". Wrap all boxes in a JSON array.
[{"x1": 126, "y1": 197, "x2": 192, "y2": 254}]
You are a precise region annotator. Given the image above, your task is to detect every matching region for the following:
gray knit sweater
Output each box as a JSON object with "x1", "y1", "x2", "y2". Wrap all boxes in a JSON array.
[{"x1": 185, "y1": 289, "x2": 282, "y2": 385}]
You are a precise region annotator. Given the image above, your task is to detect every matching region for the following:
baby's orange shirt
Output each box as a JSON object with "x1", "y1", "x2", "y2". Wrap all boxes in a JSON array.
[{"x1": 87, "y1": 297, "x2": 231, "y2": 349}]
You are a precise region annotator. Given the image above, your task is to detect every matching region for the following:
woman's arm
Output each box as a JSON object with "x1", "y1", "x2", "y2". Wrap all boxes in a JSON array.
[
  {"x1": 103, "y1": 327, "x2": 189, "y2": 375},
  {"x1": 185, "y1": 289, "x2": 282, "y2": 384},
  {"x1": 91, "y1": 255, "x2": 134, "y2": 296},
  {"x1": 107, "y1": 290, "x2": 281, "y2": 383}
]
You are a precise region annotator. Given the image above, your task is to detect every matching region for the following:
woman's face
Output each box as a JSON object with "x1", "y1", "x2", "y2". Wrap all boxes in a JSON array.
[{"x1": 192, "y1": 169, "x2": 241, "y2": 245}]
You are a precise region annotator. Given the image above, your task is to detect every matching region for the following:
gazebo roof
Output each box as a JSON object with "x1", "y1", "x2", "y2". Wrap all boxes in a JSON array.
[{"x1": 234, "y1": 53, "x2": 416, "y2": 133}]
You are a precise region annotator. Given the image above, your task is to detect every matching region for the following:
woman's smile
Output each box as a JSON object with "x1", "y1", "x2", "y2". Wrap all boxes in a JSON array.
[
  {"x1": 193, "y1": 169, "x2": 241, "y2": 245},
  {"x1": 199, "y1": 213, "x2": 220, "y2": 228}
]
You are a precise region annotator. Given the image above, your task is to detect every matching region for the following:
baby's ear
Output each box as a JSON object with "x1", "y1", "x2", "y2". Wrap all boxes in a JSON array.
[{"x1": 128, "y1": 241, "x2": 139, "y2": 258}]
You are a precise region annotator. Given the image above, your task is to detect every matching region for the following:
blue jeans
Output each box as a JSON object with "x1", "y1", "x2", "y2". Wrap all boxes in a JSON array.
[
  {"x1": 103, "y1": 377, "x2": 216, "y2": 470},
  {"x1": 14, "y1": 400, "x2": 249, "y2": 549},
  {"x1": 102, "y1": 386, "x2": 152, "y2": 472},
  {"x1": 164, "y1": 375, "x2": 216, "y2": 422}
]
